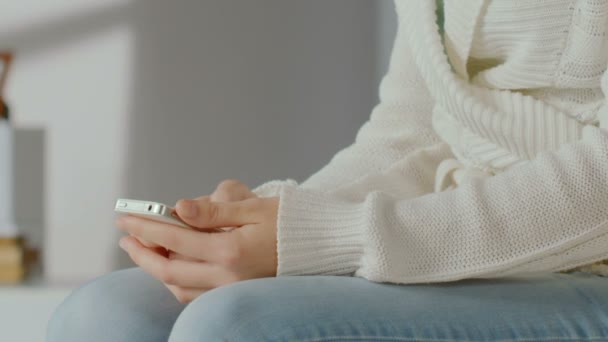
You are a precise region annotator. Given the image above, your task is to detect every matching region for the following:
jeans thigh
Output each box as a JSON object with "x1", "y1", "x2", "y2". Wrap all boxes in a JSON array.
[{"x1": 170, "y1": 272, "x2": 608, "y2": 341}]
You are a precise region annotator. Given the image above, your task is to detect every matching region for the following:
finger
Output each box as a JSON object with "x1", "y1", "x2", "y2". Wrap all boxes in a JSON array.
[
  {"x1": 168, "y1": 250, "x2": 196, "y2": 261},
  {"x1": 119, "y1": 236, "x2": 238, "y2": 288},
  {"x1": 117, "y1": 217, "x2": 241, "y2": 263},
  {"x1": 172, "y1": 198, "x2": 230, "y2": 233},
  {"x1": 165, "y1": 284, "x2": 208, "y2": 304},
  {"x1": 129, "y1": 235, "x2": 168, "y2": 256},
  {"x1": 175, "y1": 197, "x2": 263, "y2": 229},
  {"x1": 210, "y1": 179, "x2": 255, "y2": 202},
  {"x1": 132, "y1": 235, "x2": 160, "y2": 248}
]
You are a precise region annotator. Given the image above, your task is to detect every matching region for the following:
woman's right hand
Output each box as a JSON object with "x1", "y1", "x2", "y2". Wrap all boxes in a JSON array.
[
  {"x1": 132, "y1": 179, "x2": 255, "y2": 248},
  {"x1": 134, "y1": 179, "x2": 257, "y2": 302}
]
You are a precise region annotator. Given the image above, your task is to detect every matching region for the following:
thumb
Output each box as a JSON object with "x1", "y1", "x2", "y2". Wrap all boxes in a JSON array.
[{"x1": 175, "y1": 197, "x2": 261, "y2": 229}]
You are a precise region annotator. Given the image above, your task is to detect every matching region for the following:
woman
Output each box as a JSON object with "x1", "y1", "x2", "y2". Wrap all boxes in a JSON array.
[{"x1": 48, "y1": 0, "x2": 608, "y2": 341}]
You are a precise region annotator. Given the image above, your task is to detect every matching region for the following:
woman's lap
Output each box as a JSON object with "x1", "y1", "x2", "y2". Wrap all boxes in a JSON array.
[
  {"x1": 47, "y1": 268, "x2": 186, "y2": 342},
  {"x1": 49, "y1": 268, "x2": 608, "y2": 342}
]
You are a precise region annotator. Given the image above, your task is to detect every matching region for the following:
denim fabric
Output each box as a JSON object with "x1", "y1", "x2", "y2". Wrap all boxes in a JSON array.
[{"x1": 48, "y1": 268, "x2": 608, "y2": 341}]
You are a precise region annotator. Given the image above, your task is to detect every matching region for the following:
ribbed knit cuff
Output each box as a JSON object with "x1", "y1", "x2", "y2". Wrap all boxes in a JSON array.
[
  {"x1": 276, "y1": 184, "x2": 367, "y2": 276},
  {"x1": 252, "y1": 179, "x2": 298, "y2": 198}
]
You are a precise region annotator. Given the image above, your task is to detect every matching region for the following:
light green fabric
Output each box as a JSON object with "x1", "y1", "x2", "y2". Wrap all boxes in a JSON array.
[
  {"x1": 437, "y1": 0, "x2": 450, "y2": 70},
  {"x1": 436, "y1": 0, "x2": 444, "y2": 34}
]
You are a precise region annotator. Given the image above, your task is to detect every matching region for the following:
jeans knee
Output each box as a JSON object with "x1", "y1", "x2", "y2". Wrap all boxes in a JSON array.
[
  {"x1": 47, "y1": 273, "x2": 115, "y2": 342},
  {"x1": 47, "y1": 268, "x2": 183, "y2": 342},
  {"x1": 169, "y1": 278, "x2": 295, "y2": 342}
]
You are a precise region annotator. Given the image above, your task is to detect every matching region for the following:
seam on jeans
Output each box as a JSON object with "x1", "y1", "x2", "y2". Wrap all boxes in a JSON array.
[
  {"x1": 228, "y1": 316, "x2": 608, "y2": 342},
  {"x1": 301, "y1": 336, "x2": 608, "y2": 342}
]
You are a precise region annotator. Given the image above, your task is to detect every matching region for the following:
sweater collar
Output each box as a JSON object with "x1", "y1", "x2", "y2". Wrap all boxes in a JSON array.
[
  {"x1": 398, "y1": 0, "x2": 586, "y2": 166},
  {"x1": 397, "y1": 0, "x2": 485, "y2": 83},
  {"x1": 442, "y1": 0, "x2": 486, "y2": 80}
]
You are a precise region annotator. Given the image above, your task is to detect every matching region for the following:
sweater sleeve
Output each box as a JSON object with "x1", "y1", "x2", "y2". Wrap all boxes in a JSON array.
[
  {"x1": 254, "y1": 2, "x2": 442, "y2": 198},
  {"x1": 274, "y1": 123, "x2": 608, "y2": 283}
]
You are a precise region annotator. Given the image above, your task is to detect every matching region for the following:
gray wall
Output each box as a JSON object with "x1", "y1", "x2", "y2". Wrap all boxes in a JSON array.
[
  {"x1": 376, "y1": 0, "x2": 398, "y2": 85},
  {"x1": 123, "y1": 0, "x2": 377, "y2": 201},
  {"x1": 116, "y1": 0, "x2": 381, "y2": 268}
]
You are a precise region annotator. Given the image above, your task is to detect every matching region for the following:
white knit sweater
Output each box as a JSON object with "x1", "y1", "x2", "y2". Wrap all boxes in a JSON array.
[{"x1": 254, "y1": 0, "x2": 608, "y2": 283}]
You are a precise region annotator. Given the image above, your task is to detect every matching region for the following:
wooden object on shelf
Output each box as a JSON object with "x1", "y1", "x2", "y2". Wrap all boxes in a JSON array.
[
  {"x1": 0, "y1": 265, "x2": 24, "y2": 284},
  {"x1": 0, "y1": 237, "x2": 39, "y2": 284},
  {"x1": 0, "y1": 236, "x2": 22, "y2": 246},
  {"x1": 0, "y1": 242, "x2": 23, "y2": 266},
  {"x1": 0, "y1": 236, "x2": 25, "y2": 284}
]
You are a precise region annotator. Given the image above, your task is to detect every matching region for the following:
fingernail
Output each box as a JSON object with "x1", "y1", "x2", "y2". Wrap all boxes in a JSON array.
[{"x1": 178, "y1": 200, "x2": 197, "y2": 218}]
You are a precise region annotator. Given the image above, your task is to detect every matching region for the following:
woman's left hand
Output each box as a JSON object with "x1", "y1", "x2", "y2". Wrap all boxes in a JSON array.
[{"x1": 116, "y1": 194, "x2": 279, "y2": 303}]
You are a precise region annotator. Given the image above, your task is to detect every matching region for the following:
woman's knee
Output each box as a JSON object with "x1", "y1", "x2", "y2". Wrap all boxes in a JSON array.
[
  {"x1": 169, "y1": 277, "x2": 308, "y2": 342},
  {"x1": 47, "y1": 268, "x2": 185, "y2": 342}
]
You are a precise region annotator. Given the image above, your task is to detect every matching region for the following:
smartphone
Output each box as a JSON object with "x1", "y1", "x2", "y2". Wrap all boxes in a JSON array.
[{"x1": 115, "y1": 199, "x2": 194, "y2": 230}]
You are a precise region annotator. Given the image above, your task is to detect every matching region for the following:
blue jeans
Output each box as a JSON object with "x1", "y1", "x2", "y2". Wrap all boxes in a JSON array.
[{"x1": 48, "y1": 268, "x2": 608, "y2": 341}]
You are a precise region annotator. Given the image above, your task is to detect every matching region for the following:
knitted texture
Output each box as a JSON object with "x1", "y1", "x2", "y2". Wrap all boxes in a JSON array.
[
  {"x1": 466, "y1": 0, "x2": 607, "y2": 122},
  {"x1": 254, "y1": 0, "x2": 608, "y2": 283}
]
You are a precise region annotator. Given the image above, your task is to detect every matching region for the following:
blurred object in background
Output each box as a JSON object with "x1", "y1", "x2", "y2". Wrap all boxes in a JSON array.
[
  {"x1": 0, "y1": 51, "x2": 24, "y2": 283},
  {"x1": 0, "y1": 237, "x2": 24, "y2": 283},
  {"x1": 0, "y1": 52, "x2": 18, "y2": 237},
  {"x1": 0, "y1": 52, "x2": 12, "y2": 119},
  {"x1": 0, "y1": 51, "x2": 39, "y2": 284},
  {"x1": 13, "y1": 127, "x2": 45, "y2": 284}
]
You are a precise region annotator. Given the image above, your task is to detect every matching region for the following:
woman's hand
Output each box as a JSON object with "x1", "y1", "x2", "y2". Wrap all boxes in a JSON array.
[
  {"x1": 132, "y1": 180, "x2": 255, "y2": 248},
  {"x1": 116, "y1": 180, "x2": 279, "y2": 303}
]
